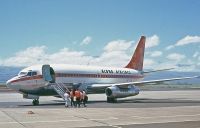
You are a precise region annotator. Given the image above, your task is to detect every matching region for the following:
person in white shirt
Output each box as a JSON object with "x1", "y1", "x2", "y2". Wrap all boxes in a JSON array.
[{"x1": 64, "y1": 91, "x2": 70, "y2": 108}]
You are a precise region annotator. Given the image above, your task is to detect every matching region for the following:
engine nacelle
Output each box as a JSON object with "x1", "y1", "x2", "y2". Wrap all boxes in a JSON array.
[{"x1": 105, "y1": 85, "x2": 140, "y2": 98}]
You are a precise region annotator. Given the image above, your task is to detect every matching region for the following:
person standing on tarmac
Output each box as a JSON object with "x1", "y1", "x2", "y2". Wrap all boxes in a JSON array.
[
  {"x1": 82, "y1": 90, "x2": 87, "y2": 107},
  {"x1": 80, "y1": 91, "x2": 83, "y2": 105},
  {"x1": 64, "y1": 91, "x2": 70, "y2": 108},
  {"x1": 75, "y1": 89, "x2": 81, "y2": 107},
  {"x1": 70, "y1": 89, "x2": 75, "y2": 107}
]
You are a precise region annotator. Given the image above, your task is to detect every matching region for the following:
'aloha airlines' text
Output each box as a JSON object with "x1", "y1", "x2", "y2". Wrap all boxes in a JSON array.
[{"x1": 101, "y1": 69, "x2": 131, "y2": 74}]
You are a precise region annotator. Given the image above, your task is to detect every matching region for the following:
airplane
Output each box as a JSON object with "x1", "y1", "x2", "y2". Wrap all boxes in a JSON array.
[{"x1": 6, "y1": 36, "x2": 199, "y2": 105}]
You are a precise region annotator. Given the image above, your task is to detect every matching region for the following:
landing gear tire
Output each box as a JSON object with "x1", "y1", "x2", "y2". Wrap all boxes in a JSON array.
[
  {"x1": 32, "y1": 99, "x2": 39, "y2": 106},
  {"x1": 107, "y1": 97, "x2": 117, "y2": 103}
]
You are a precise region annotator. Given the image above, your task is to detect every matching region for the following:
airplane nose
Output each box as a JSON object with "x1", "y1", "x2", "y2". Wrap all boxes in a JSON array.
[
  {"x1": 6, "y1": 79, "x2": 12, "y2": 88},
  {"x1": 6, "y1": 77, "x2": 19, "y2": 91}
]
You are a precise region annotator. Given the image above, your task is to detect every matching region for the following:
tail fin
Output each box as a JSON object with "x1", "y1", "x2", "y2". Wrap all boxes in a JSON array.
[{"x1": 125, "y1": 36, "x2": 146, "y2": 71}]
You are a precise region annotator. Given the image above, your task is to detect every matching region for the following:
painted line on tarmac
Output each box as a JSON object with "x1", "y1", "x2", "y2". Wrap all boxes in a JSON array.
[
  {"x1": 89, "y1": 117, "x2": 118, "y2": 121},
  {"x1": 0, "y1": 119, "x2": 86, "y2": 124},
  {"x1": 131, "y1": 113, "x2": 200, "y2": 119},
  {"x1": 0, "y1": 117, "x2": 118, "y2": 124}
]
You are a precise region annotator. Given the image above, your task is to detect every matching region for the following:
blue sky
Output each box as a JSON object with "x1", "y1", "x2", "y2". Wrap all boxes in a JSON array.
[{"x1": 0, "y1": 0, "x2": 200, "y2": 71}]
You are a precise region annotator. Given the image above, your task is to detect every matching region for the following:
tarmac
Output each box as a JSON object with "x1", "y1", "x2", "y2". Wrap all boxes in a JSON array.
[{"x1": 0, "y1": 89, "x2": 200, "y2": 128}]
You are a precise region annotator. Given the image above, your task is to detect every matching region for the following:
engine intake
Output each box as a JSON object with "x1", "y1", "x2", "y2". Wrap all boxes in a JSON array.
[{"x1": 105, "y1": 85, "x2": 140, "y2": 98}]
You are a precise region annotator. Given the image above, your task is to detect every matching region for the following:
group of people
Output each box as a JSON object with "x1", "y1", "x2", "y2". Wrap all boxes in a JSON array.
[{"x1": 64, "y1": 89, "x2": 88, "y2": 108}]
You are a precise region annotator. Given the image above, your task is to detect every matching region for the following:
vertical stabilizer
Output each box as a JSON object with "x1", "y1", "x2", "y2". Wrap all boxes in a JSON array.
[{"x1": 125, "y1": 36, "x2": 146, "y2": 71}]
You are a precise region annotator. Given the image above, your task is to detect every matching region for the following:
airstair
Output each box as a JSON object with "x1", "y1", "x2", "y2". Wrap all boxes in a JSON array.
[
  {"x1": 41, "y1": 64, "x2": 70, "y2": 100},
  {"x1": 51, "y1": 83, "x2": 70, "y2": 100}
]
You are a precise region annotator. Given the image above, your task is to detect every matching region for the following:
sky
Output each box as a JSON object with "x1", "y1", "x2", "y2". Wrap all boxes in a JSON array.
[{"x1": 0, "y1": 0, "x2": 200, "y2": 71}]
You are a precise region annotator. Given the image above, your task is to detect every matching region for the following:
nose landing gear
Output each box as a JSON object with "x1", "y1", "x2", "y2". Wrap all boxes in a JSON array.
[{"x1": 32, "y1": 99, "x2": 39, "y2": 106}]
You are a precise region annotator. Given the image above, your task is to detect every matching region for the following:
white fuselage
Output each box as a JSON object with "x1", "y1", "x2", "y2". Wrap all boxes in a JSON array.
[{"x1": 6, "y1": 64, "x2": 144, "y2": 95}]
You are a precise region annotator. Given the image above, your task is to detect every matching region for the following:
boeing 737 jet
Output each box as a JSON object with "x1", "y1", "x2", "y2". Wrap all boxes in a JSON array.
[{"x1": 6, "y1": 36, "x2": 199, "y2": 105}]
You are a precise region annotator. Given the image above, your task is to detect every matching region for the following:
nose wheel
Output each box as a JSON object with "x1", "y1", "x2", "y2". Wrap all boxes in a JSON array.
[{"x1": 32, "y1": 99, "x2": 39, "y2": 106}]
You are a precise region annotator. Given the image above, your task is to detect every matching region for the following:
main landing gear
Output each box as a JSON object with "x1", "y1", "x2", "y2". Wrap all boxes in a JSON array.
[
  {"x1": 107, "y1": 97, "x2": 117, "y2": 103},
  {"x1": 32, "y1": 99, "x2": 39, "y2": 106}
]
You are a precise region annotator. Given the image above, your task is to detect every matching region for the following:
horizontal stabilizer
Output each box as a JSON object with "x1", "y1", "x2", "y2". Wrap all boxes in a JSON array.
[{"x1": 142, "y1": 68, "x2": 174, "y2": 74}]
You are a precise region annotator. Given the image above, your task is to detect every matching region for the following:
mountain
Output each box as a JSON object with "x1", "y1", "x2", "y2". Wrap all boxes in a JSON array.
[
  {"x1": 0, "y1": 66, "x2": 23, "y2": 84},
  {"x1": 144, "y1": 71, "x2": 200, "y2": 85}
]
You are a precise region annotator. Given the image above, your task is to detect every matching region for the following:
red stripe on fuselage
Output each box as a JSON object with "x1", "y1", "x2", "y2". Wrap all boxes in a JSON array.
[
  {"x1": 10, "y1": 73, "x2": 144, "y2": 83},
  {"x1": 11, "y1": 75, "x2": 43, "y2": 83}
]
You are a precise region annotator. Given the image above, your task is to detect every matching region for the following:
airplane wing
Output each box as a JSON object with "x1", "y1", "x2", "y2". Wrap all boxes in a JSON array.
[{"x1": 89, "y1": 75, "x2": 200, "y2": 89}]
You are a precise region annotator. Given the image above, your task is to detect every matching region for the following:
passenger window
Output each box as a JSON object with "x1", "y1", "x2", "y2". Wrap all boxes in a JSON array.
[{"x1": 32, "y1": 72, "x2": 37, "y2": 76}]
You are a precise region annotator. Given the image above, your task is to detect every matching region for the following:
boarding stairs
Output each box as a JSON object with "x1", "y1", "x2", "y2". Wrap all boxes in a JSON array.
[
  {"x1": 42, "y1": 64, "x2": 70, "y2": 100},
  {"x1": 51, "y1": 83, "x2": 70, "y2": 100}
]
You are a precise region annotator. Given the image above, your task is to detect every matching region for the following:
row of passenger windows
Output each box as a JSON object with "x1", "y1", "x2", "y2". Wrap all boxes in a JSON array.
[{"x1": 57, "y1": 73, "x2": 140, "y2": 78}]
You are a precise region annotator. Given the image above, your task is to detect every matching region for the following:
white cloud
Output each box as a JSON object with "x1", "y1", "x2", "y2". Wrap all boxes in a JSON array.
[
  {"x1": 193, "y1": 52, "x2": 199, "y2": 58},
  {"x1": 1, "y1": 46, "x2": 47, "y2": 67},
  {"x1": 91, "y1": 39, "x2": 134, "y2": 67},
  {"x1": 80, "y1": 36, "x2": 92, "y2": 45},
  {"x1": 175, "y1": 35, "x2": 200, "y2": 46},
  {"x1": 165, "y1": 45, "x2": 174, "y2": 50},
  {"x1": 91, "y1": 51, "x2": 130, "y2": 67},
  {"x1": 146, "y1": 35, "x2": 159, "y2": 48},
  {"x1": 104, "y1": 40, "x2": 133, "y2": 52},
  {"x1": 48, "y1": 48, "x2": 93, "y2": 64},
  {"x1": 149, "y1": 51, "x2": 163, "y2": 57},
  {"x1": 0, "y1": 46, "x2": 93, "y2": 67},
  {"x1": 0, "y1": 38, "x2": 137, "y2": 68},
  {"x1": 1, "y1": 36, "x2": 199, "y2": 72},
  {"x1": 144, "y1": 59, "x2": 155, "y2": 69},
  {"x1": 175, "y1": 59, "x2": 197, "y2": 72},
  {"x1": 0, "y1": 39, "x2": 134, "y2": 67},
  {"x1": 166, "y1": 53, "x2": 185, "y2": 62},
  {"x1": 166, "y1": 35, "x2": 200, "y2": 50},
  {"x1": 0, "y1": 59, "x2": 2, "y2": 66}
]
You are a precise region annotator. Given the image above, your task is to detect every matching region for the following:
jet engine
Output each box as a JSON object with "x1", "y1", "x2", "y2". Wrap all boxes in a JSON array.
[{"x1": 105, "y1": 85, "x2": 140, "y2": 98}]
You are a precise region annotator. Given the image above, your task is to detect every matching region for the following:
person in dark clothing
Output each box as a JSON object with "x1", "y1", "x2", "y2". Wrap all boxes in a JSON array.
[{"x1": 82, "y1": 90, "x2": 87, "y2": 107}]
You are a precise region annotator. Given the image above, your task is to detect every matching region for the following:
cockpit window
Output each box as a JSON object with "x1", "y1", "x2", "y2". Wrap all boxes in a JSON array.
[
  {"x1": 19, "y1": 72, "x2": 27, "y2": 76},
  {"x1": 27, "y1": 72, "x2": 32, "y2": 76},
  {"x1": 18, "y1": 71, "x2": 37, "y2": 77},
  {"x1": 32, "y1": 72, "x2": 37, "y2": 76}
]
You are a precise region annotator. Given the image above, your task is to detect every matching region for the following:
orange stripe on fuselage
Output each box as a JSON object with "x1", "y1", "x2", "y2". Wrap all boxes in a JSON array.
[{"x1": 11, "y1": 75, "x2": 43, "y2": 83}]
